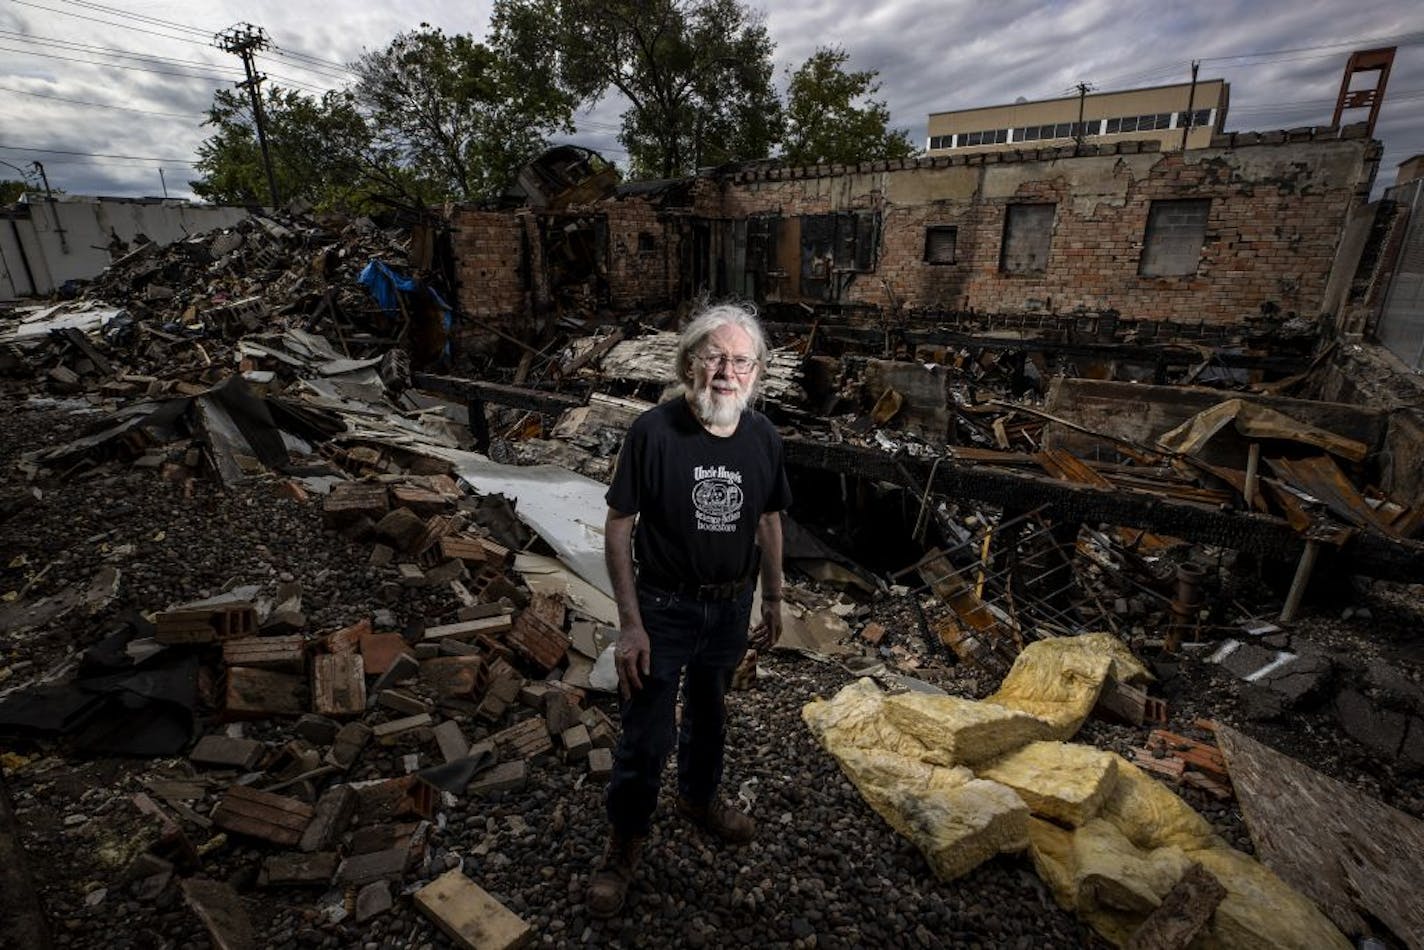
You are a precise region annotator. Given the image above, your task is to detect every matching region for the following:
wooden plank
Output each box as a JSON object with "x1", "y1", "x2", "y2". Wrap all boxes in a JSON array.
[
  {"x1": 425, "y1": 616, "x2": 512, "y2": 641},
  {"x1": 313, "y1": 654, "x2": 366, "y2": 718},
  {"x1": 1125, "y1": 863, "x2": 1227, "y2": 950},
  {"x1": 1216, "y1": 725, "x2": 1424, "y2": 946},
  {"x1": 414, "y1": 868, "x2": 532, "y2": 950},
  {"x1": 1037, "y1": 448, "x2": 1114, "y2": 489},
  {"x1": 1129, "y1": 750, "x2": 1186, "y2": 780},
  {"x1": 180, "y1": 878, "x2": 255, "y2": 950}
]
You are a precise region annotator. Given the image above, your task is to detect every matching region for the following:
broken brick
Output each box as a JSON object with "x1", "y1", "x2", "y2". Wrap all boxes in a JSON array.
[
  {"x1": 189, "y1": 735, "x2": 265, "y2": 770},
  {"x1": 322, "y1": 481, "x2": 388, "y2": 527},
  {"x1": 490, "y1": 716, "x2": 552, "y2": 760},
  {"x1": 468, "y1": 760, "x2": 528, "y2": 796},
  {"x1": 223, "y1": 667, "x2": 306, "y2": 719},
  {"x1": 312, "y1": 653, "x2": 366, "y2": 718}
]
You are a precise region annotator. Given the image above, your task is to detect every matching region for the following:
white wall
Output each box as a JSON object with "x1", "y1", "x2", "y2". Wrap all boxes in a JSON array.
[{"x1": 0, "y1": 196, "x2": 251, "y2": 300}]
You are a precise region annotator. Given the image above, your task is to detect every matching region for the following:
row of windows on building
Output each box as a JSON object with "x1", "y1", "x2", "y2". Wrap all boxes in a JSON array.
[
  {"x1": 921, "y1": 198, "x2": 1211, "y2": 277},
  {"x1": 927, "y1": 109, "x2": 1214, "y2": 151}
]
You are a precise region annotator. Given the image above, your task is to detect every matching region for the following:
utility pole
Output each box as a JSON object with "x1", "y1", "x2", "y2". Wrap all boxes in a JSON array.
[
  {"x1": 1180, "y1": 60, "x2": 1200, "y2": 151},
  {"x1": 158, "y1": 168, "x2": 169, "y2": 199},
  {"x1": 215, "y1": 22, "x2": 280, "y2": 208},
  {"x1": 31, "y1": 160, "x2": 68, "y2": 253},
  {"x1": 1073, "y1": 81, "x2": 1093, "y2": 152}
]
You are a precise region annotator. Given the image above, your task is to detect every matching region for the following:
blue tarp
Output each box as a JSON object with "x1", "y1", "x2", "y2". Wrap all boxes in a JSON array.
[{"x1": 357, "y1": 258, "x2": 455, "y2": 365}]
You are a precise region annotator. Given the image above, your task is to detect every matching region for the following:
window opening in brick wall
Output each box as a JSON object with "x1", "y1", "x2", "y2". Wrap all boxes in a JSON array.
[
  {"x1": 924, "y1": 226, "x2": 958, "y2": 264},
  {"x1": 1140, "y1": 199, "x2": 1210, "y2": 276},
  {"x1": 1000, "y1": 203, "x2": 1055, "y2": 274},
  {"x1": 637, "y1": 231, "x2": 656, "y2": 253}
]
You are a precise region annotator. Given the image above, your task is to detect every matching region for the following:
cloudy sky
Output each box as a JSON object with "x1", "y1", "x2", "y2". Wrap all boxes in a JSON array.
[{"x1": 1, "y1": 0, "x2": 1420, "y2": 200}]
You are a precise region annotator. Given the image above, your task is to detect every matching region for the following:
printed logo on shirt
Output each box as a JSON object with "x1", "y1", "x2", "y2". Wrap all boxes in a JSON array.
[{"x1": 692, "y1": 464, "x2": 743, "y2": 533}]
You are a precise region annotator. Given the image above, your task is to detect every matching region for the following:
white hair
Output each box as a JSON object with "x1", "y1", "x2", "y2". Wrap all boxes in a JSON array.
[{"x1": 674, "y1": 301, "x2": 770, "y2": 388}]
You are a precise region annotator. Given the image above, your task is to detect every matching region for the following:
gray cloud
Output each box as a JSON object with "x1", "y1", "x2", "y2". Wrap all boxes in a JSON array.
[{"x1": 1, "y1": 0, "x2": 1418, "y2": 198}]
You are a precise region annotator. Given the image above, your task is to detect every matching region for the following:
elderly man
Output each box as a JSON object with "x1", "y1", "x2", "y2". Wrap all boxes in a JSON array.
[{"x1": 587, "y1": 302, "x2": 791, "y2": 918}]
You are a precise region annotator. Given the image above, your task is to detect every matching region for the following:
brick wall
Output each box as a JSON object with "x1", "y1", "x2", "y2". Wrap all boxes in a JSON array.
[
  {"x1": 603, "y1": 200, "x2": 682, "y2": 310},
  {"x1": 701, "y1": 127, "x2": 1378, "y2": 323},
  {"x1": 449, "y1": 210, "x2": 526, "y2": 327},
  {"x1": 449, "y1": 126, "x2": 1378, "y2": 332}
]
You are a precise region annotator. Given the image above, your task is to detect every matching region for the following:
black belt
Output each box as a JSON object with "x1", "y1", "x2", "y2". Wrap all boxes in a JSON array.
[{"x1": 638, "y1": 570, "x2": 756, "y2": 601}]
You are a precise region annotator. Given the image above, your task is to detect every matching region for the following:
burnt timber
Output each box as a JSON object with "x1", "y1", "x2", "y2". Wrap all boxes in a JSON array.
[
  {"x1": 784, "y1": 438, "x2": 1424, "y2": 583},
  {"x1": 412, "y1": 374, "x2": 1424, "y2": 583}
]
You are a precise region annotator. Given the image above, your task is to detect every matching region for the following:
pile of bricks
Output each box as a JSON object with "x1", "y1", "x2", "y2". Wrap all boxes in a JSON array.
[{"x1": 120, "y1": 466, "x2": 620, "y2": 944}]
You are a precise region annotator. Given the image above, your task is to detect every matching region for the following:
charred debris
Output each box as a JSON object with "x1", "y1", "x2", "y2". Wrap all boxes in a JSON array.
[{"x1": 2, "y1": 196, "x2": 1424, "y2": 948}]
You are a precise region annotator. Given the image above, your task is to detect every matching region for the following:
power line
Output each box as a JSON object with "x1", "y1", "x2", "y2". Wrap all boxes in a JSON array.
[
  {"x1": 0, "y1": 42, "x2": 335, "y2": 96},
  {"x1": 47, "y1": 0, "x2": 212, "y2": 36},
  {"x1": 0, "y1": 83, "x2": 205, "y2": 118},
  {"x1": 8, "y1": 0, "x2": 206, "y2": 45},
  {"x1": 1198, "y1": 30, "x2": 1424, "y2": 64},
  {"x1": 0, "y1": 43, "x2": 233, "y2": 82},
  {"x1": 0, "y1": 28, "x2": 242, "y2": 73},
  {"x1": 0, "y1": 143, "x2": 200, "y2": 164},
  {"x1": 1087, "y1": 29, "x2": 1424, "y2": 95}
]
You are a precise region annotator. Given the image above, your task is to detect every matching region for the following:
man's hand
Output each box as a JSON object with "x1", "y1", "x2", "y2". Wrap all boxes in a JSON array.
[
  {"x1": 750, "y1": 599, "x2": 782, "y2": 651},
  {"x1": 615, "y1": 624, "x2": 651, "y2": 700}
]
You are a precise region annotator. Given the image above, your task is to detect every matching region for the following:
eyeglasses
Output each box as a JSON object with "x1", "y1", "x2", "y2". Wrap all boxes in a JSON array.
[{"x1": 695, "y1": 352, "x2": 759, "y2": 374}]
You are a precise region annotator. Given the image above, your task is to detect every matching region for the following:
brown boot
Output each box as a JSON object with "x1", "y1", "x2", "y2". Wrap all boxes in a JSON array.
[
  {"x1": 586, "y1": 831, "x2": 644, "y2": 918},
  {"x1": 676, "y1": 796, "x2": 755, "y2": 845}
]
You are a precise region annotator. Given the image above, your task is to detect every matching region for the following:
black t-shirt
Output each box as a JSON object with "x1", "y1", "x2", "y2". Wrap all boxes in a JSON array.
[{"x1": 606, "y1": 397, "x2": 792, "y2": 586}]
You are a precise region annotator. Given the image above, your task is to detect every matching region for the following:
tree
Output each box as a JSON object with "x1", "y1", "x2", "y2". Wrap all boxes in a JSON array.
[
  {"x1": 493, "y1": 0, "x2": 783, "y2": 179},
  {"x1": 0, "y1": 180, "x2": 27, "y2": 205},
  {"x1": 192, "y1": 86, "x2": 375, "y2": 208},
  {"x1": 781, "y1": 47, "x2": 917, "y2": 167},
  {"x1": 353, "y1": 24, "x2": 578, "y2": 203}
]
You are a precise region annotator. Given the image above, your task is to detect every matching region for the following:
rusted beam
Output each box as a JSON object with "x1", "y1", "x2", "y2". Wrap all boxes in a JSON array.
[
  {"x1": 413, "y1": 374, "x2": 585, "y2": 415},
  {"x1": 783, "y1": 437, "x2": 1424, "y2": 582}
]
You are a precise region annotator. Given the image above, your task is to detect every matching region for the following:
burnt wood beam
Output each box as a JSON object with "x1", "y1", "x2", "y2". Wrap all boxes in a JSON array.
[
  {"x1": 784, "y1": 437, "x2": 1424, "y2": 582},
  {"x1": 413, "y1": 374, "x2": 585, "y2": 415},
  {"x1": 764, "y1": 324, "x2": 1308, "y2": 373}
]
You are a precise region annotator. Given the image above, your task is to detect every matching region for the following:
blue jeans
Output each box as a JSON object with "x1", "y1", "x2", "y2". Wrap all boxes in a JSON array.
[{"x1": 606, "y1": 584, "x2": 753, "y2": 837}]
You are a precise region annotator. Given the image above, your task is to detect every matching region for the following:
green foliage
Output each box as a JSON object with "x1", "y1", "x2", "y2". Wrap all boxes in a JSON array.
[
  {"x1": 781, "y1": 46, "x2": 917, "y2": 167},
  {"x1": 495, "y1": 0, "x2": 782, "y2": 179},
  {"x1": 354, "y1": 24, "x2": 577, "y2": 202},
  {"x1": 191, "y1": 86, "x2": 374, "y2": 209},
  {"x1": 0, "y1": 180, "x2": 27, "y2": 205}
]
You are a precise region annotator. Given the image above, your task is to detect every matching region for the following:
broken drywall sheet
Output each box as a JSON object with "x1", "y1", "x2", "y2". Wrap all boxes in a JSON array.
[{"x1": 428, "y1": 449, "x2": 613, "y2": 598}]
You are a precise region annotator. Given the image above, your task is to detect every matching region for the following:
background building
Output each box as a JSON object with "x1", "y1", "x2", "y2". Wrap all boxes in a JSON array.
[{"x1": 926, "y1": 80, "x2": 1229, "y2": 155}]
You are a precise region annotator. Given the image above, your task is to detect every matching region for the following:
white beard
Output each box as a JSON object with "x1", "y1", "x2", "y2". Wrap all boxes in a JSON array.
[{"x1": 691, "y1": 380, "x2": 750, "y2": 429}]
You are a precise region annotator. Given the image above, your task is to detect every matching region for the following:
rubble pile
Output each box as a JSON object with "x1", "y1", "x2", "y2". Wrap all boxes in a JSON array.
[
  {"x1": 0, "y1": 208, "x2": 442, "y2": 405},
  {"x1": 2, "y1": 207, "x2": 1423, "y2": 946}
]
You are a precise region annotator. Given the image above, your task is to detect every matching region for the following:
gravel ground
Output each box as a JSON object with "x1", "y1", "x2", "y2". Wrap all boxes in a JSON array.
[{"x1": 2, "y1": 392, "x2": 1421, "y2": 949}]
